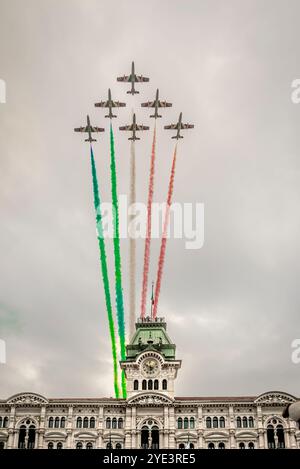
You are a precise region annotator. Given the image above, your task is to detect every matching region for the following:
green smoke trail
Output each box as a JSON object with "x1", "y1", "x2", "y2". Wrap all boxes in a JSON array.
[
  {"x1": 90, "y1": 146, "x2": 120, "y2": 398},
  {"x1": 109, "y1": 123, "x2": 127, "y2": 398}
]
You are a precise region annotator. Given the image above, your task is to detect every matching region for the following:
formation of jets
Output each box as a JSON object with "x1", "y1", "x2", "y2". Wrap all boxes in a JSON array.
[{"x1": 74, "y1": 61, "x2": 194, "y2": 142}]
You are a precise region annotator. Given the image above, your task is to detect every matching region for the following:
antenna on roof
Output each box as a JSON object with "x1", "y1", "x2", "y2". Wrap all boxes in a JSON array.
[{"x1": 150, "y1": 281, "x2": 154, "y2": 320}]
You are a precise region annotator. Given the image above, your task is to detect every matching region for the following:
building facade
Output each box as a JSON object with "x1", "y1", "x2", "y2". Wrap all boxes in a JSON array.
[{"x1": 0, "y1": 317, "x2": 299, "y2": 449}]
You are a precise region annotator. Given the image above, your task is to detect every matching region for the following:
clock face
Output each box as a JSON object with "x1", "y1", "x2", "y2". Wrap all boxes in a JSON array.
[{"x1": 142, "y1": 358, "x2": 159, "y2": 376}]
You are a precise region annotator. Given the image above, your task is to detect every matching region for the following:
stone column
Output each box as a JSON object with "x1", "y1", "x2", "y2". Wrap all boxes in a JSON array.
[
  {"x1": 163, "y1": 406, "x2": 169, "y2": 449},
  {"x1": 131, "y1": 407, "x2": 136, "y2": 448},
  {"x1": 66, "y1": 406, "x2": 73, "y2": 449},
  {"x1": 38, "y1": 406, "x2": 46, "y2": 449},
  {"x1": 97, "y1": 407, "x2": 103, "y2": 449},
  {"x1": 168, "y1": 407, "x2": 175, "y2": 449},
  {"x1": 289, "y1": 426, "x2": 297, "y2": 449},
  {"x1": 257, "y1": 406, "x2": 265, "y2": 449},
  {"x1": 7, "y1": 406, "x2": 16, "y2": 449},
  {"x1": 228, "y1": 406, "x2": 236, "y2": 449},
  {"x1": 125, "y1": 407, "x2": 132, "y2": 449},
  {"x1": 197, "y1": 407, "x2": 203, "y2": 449}
]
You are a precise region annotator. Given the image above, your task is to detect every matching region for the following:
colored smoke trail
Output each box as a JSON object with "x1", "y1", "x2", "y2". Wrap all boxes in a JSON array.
[
  {"x1": 109, "y1": 123, "x2": 127, "y2": 398},
  {"x1": 129, "y1": 140, "x2": 136, "y2": 339},
  {"x1": 90, "y1": 146, "x2": 120, "y2": 398},
  {"x1": 153, "y1": 143, "x2": 178, "y2": 318},
  {"x1": 140, "y1": 123, "x2": 157, "y2": 318}
]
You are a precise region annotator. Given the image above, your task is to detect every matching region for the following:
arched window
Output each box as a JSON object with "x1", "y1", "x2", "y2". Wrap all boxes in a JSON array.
[
  {"x1": 48, "y1": 442, "x2": 54, "y2": 449},
  {"x1": 213, "y1": 417, "x2": 218, "y2": 428},
  {"x1": 248, "y1": 442, "x2": 254, "y2": 449},
  {"x1": 0, "y1": 441, "x2": 4, "y2": 449},
  {"x1": 76, "y1": 417, "x2": 82, "y2": 429},
  {"x1": 239, "y1": 442, "x2": 245, "y2": 449},
  {"x1": 220, "y1": 417, "x2": 225, "y2": 428},
  {"x1": 118, "y1": 418, "x2": 123, "y2": 429},
  {"x1": 90, "y1": 417, "x2": 95, "y2": 428},
  {"x1": 106, "y1": 418, "x2": 111, "y2": 429},
  {"x1": 60, "y1": 417, "x2": 66, "y2": 428},
  {"x1": 3, "y1": 417, "x2": 8, "y2": 428},
  {"x1": 106, "y1": 442, "x2": 113, "y2": 449},
  {"x1": 83, "y1": 417, "x2": 89, "y2": 428},
  {"x1": 184, "y1": 417, "x2": 189, "y2": 429},
  {"x1": 242, "y1": 417, "x2": 248, "y2": 428},
  {"x1": 177, "y1": 418, "x2": 183, "y2": 429},
  {"x1": 218, "y1": 442, "x2": 225, "y2": 449},
  {"x1": 206, "y1": 417, "x2": 212, "y2": 428},
  {"x1": 18, "y1": 425, "x2": 26, "y2": 449},
  {"x1": 179, "y1": 443, "x2": 185, "y2": 449},
  {"x1": 48, "y1": 417, "x2": 54, "y2": 428},
  {"x1": 116, "y1": 443, "x2": 122, "y2": 449},
  {"x1": 57, "y1": 442, "x2": 63, "y2": 450},
  {"x1": 189, "y1": 443, "x2": 194, "y2": 449},
  {"x1": 142, "y1": 380, "x2": 147, "y2": 390},
  {"x1": 148, "y1": 380, "x2": 153, "y2": 390},
  {"x1": 277, "y1": 425, "x2": 285, "y2": 449},
  {"x1": 76, "y1": 442, "x2": 83, "y2": 449},
  {"x1": 249, "y1": 416, "x2": 254, "y2": 428},
  {"x1": 162, "y1": 379, "x2": 167, "y2": 390},
  {"x1": 190, "y1": 417, "x2": 195, "y2": 429},
  {"x1": 0, "y1": 417, "x2": 2, "y2": 428},
  {"x1": 86, "y1": 442, "x2": 93, "y2": 450},
  {"x1": 154, "y1": 380, "x2": 159, "y2": 390},
  {"x1": 267, "y1": 425, "x2": 275, "y2": 449},
  {"x1": 208, "y1": 443, "x2": 215, "y2": 449},
  {"x1": 134, "y1": 380, "x2": 139, "y2": 391},
  {"x1": 54, "y1": 417, "x2": 59, "y2": 428},
  {"x1": 236, "y1": 417, "x2": 241, "y2": 428},
  {"x1": 112, "y1": 417, "x2": 117, "y2": 429}
]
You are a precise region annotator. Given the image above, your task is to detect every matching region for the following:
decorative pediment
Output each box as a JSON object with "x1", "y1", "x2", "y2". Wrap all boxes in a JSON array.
[
  {"x1": 254, "y1": 392, "x2": 296, "y2": 405},
  {"x1": 7, "y1": 392, "x2": 49, "y2": 405},
  {"x1": 127, "y1": 393, "x2": 173, "y2": 406}
]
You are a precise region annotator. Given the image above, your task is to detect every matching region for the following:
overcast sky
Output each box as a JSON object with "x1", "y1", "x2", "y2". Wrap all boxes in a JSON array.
[{"x1": 0, "y1": 0, "x2": 300, "y2": 399}]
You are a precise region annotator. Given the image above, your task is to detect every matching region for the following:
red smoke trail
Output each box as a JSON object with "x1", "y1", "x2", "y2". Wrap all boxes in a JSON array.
[
  {"x1": 140, "y1": 123, "x2": 157, "y2": 318},
  {"x1": 153, "y1": 143, "x2": 178, "y2": 318}
]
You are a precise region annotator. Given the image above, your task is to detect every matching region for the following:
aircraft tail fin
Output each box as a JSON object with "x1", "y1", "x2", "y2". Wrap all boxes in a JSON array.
[
  {"x1": 85, "y1": 138, "x2": 96, "y2": 142},
  {"x1": 127, "y1": 90, "x2": 139, "y2": 95},
  {"x1": 105, "y1": 114, "x2": 117, "y2": 118},
  {"x1": 150, "y1": 114, "x2": 162, "y2": 118},
  {"x1": 129, "y1": 137, "x2": 140, "y2": 141}
]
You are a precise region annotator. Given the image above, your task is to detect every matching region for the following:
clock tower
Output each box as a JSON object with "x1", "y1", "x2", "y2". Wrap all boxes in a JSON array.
[{"x1": 121, "y1": 317, "x2": 181, "y2": 399}]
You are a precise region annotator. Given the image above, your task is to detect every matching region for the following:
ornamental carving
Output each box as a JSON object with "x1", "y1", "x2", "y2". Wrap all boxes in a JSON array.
[
  {"x1": 128, "y1": 393, "x2": 173, "y2": 406},
  {"x1": 255, "y1": 393, "x2": 296, "y2": 405},
  {"x1": 7, "y1": 393, "x2": 49, "y2": 405}
]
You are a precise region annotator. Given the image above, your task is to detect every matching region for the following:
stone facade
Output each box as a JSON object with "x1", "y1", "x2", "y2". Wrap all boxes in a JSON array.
[{"x1": 0, "y1": 318, "x2": 299, "y2": 449}]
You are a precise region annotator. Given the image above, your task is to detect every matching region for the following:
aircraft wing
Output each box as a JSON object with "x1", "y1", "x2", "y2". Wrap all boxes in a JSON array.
[
  {"x1": 74, "y1": 126, "x2": 86, "y2": 132},
  {"x1": 164, "y1": 124, "x2": 179, "y2": 130},
  {"x1": 94, "y1": 100, "x2": 109, "y2": 108},
  {"x1": 180, "y1": 123, "x2": 194, "y2": 129},
  {"x1": 141, "y1": 101, "x2": 155, "y2": 108},
  {"x1": 117, "y1": 75, "x2": 131, "y2": 82},
  {"x1": 112, "y1": 101, "x2": 126, "y2": 108},
  {"x1": 136, "y1": 124, "x2": 149, "y2": 131},
  {"x1": 119, "y1": 125, "x2": 133, "y2": 131},
  {"x1": 135, "y1": 75, "x2": 149, "y2": 83},
  {"x1": 91, "y1": 126, "x2": 105, "y2": 132},
  {"x1": 158, "y1": 100, "x2": 172, "y2": 108}
]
